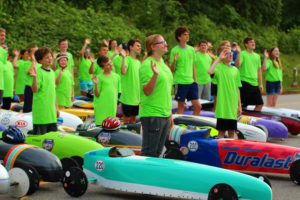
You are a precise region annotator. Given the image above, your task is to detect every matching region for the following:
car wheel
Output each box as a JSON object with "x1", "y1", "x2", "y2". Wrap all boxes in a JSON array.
[
  {"x1": 290, "y1": 159, "x2": 300, "y2": 185},
  {"x1": 8, "y1": 167, "x2": 30, "y2": 198},
  {"x1": 71, "y1": 156, "x2": 84, "y2": 169},
  {"x1": 236, "y1": 130, "x2": 245, "y2": 139},
  {"x1": 250, "y1": 174, "x2": 272, "y2": 188},
  {"x1": 61, "y1": 157, "x2": 79, "y2": 171},
  {"x1": 62, "y1": 167, "x2": 88, "y2": 197},
  {"x1": 208, "y1": 183, "x2": 238, "y2": 200}
]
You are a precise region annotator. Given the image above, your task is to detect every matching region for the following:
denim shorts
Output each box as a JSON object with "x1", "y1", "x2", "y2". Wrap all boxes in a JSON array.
[
  {"x1": 79, "y1": 79, "x2": 93, "y2": 91},
  {"x1": 266, "y1": 81, "x2": 281, "y2": 95},
  {"x1": 174, "y1": 82, "x2": 199, "y2": 102}
]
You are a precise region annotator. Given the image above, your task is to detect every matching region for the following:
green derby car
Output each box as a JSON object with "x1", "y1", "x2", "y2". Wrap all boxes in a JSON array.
[{"x1": 80, "y1": 147, "x2": 272, "y2": 200}]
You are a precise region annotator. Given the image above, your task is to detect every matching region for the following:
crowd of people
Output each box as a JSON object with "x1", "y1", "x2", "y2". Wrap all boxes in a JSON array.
[{"x1": 0, "y1": 26, "x2": 283, "y2": 157}]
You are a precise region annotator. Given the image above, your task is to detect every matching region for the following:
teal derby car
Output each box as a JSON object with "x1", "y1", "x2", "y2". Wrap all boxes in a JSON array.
[{"x1": 80, "y1": 147, "x2": 272, "y2": 200}]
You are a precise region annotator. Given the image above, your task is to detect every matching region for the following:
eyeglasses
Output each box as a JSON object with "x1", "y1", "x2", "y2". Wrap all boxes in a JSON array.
[
  {"x1": 225, "y1": 52, "x2": 233, "y2": 56},
  {"x1": 154, "y1": 41, "x2": 167, "y2": 45},
  {"x1": 85, "y1": 50, "x2": 91, "y2": 53}
]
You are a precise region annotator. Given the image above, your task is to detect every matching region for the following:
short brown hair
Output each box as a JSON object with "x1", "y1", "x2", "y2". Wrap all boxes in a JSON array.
[
  {"x1": 127, "y1": 39, "x2": 141, "y2": 52},
  {"x1": 97, "y1": 56, "x2": 109, "y2": 68},
  {"x1": 34, "y1": 47, "x2": 51, "y2": 62},
  {"x1": 98, "y1": 44, "x2": 108, "y2": 51},
  {"x1": 199, "y1": 40, "x2": 208, "y2": 45},
  {"x1": 0, "y1": 28, "x2": 5, "y2": 33},
  {"x1": 243, "y1": 37, "x2": 254, "y2": 47},
  {"x1": 58, "y1": 38, "x2": 68, "y2": 45},
  {"x1": 175, "y1": 26, "x2": 189, "y2": 42}
]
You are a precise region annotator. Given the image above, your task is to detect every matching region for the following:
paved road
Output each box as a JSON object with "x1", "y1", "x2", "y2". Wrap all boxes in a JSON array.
[{"x1": 1, "y1": 94, "x2": 300, "y2": 200}]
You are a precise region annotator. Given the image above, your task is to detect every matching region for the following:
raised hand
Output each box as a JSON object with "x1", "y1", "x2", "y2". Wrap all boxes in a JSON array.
[
  {"x1": 13, "y1": 48, "x2": 20, "y2": 56},
  {"x1": 92, "y1": 75, "x2": 99, "y2": 85},
  {"x1": 89, "y1": 55, "x2": 95, "y2": 63},
  {"x1": 52, "y1": 50, "x2": 57, "y2": 59},
  {"x1": 85, "y1": 38, "x2": 91, "y2": 45},
  {"x1": 119, "y1": 49, "x2": 126, "y2": 57},
  {"x1": 150, "y1": 60, "x2": 159, "y2": 75},
  {"x1": 28, "y1": 66, "x2": 37, "y2": 77},
  {"x1": 264, "y1": 49, "x2": 269, "y2": 58},
  {"x1": 194, "y1": 45, "x2": 200, "y2": 52},
  {"x1": 219, "y1": 49, "x2": 228, "y2": 59},
  {"x1": 174, "y1": 52, "x2": 179, "y2": 61},
  {"x1": 103, "y1": 39, "x2": 109, "y2": 47},
  {"x1": 236, "y1": 45, "x2": 241, "y2": 53}
]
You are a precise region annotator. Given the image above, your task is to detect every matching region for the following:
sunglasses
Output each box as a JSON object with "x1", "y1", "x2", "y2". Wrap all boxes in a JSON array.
[
  {"x1": 85, "y1": 50, "x2": 91, "y2": 53},
  {"x1": 154, "y1": 41, "x2": 167, "y2": 45},
  {"x1": 225, "y1": 52, "x2": 233, "y2": 56}
]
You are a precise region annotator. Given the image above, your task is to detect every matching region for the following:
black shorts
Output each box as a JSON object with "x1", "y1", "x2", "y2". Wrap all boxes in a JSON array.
[
  {"x1": 240, "y1": 81, "x2": 263, "y2": 107},
  {"x1": 216, "y1": 118, "x2": 237, "y2": 131},
  {"x1": 2, "y1": 97, "x2": 12, "y2": 110},
  {"x1": 211, "y1": 83, "x2": 218, "y2": 96},
  {"x1": 33, "y1": 123, "x2": 57, "y2": 135},
  {"x1": 122, "y1": 103, "x2": 139, "y2": 117}
]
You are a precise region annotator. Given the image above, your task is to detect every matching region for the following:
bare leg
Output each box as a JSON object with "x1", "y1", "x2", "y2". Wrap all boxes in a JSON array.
[
  {"x1": 177, "y1": 101, "x2": 185, "y2": 114},
  {"x1": 254, "y1": 104, "x2": 263, "y2": 111},
  {"x1": 191, "y1": 99, "x2": 202, "y2": 116},
  {"x1": 228, "y1": 130, "x2": 235, "y2": 138},
  {"x1": 266, "y1": 95, "x2": 273, "y2": 107},
  {"x1": 81, "y1": 91, "x2": 87, "y2": 95},
  {"x1": 123, "y1": 116, "x2": 130, "y2": 124},
  {"x1": 273, "y1": 94, "x2": 279, "y2": 107},
  {"x1": 129, "y1": 116, "x2": 137, "y2": 124},
  {"x1": 213, "y1": 96, "x2": 217, "y2": 112},
  {"x1": 218, "y1": 130, "x2": 225, "y2": 138}
]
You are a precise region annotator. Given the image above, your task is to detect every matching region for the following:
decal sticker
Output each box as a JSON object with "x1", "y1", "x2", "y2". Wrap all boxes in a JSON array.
[
  {"x1": 294, "y1": 153, "x2": 300, "y2": 161},
  {"x1": 1, "y1": 118, "x2": 10, "y2": 125},
  {"x1": 57, "y1": 117, "x2": 63, "y2": 125},
  {"x1": 291, "y1": 114, "x2": 299, "y2": 118},
  {"x1": 2, "y1": 112, "x2": 12, "y2": 118},
  {"x1": 87, "y1": 115, "x2": 95, "y2": 122},
  {"x1": 180, "y1": 146, "x2": 189, "y2": 155},
  {"x1": 239, "y1": 116, "x2": 257, "y2": 125},
  {"x1": 272, "y1": 116, "x2": 281, "y2": 120},
  {"x1": 188, "y1": 140, "x2": 198, "y2": 152},
  {"x1": 98, "y1": 132, "x2": 111, "y2": 145},
  {"x1": 95, "y1": 160, "x2": 105, "y2": 172},
  {"x1": 15, "y1": 120, "x2": 28, "y2": 128},
  {"x1": 43, "y1": 139, "x2": 54, "y2": 152},
  {"x1": 59, "y1": 132, "x2": 68, "y2": 137}
]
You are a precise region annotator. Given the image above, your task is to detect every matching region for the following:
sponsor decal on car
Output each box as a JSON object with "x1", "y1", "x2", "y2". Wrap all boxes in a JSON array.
[
  {"x1": 98, "y1": 132, "x2": 111, "y2": 145},
  {"x1": 0, "y1": 118, "x2": 10, "y2": 125},
  {"x1": 188, "y1": 140, "x2": 198, "y2": 152},
  {"x1": 95, "y1": 160, "x2": 105, "y2": 172},
  {"x1": 238, "y1": 116, "x2": 257, "y2": 125},
  {"x1": 15, "y1": 120, "x2": 28, "y2": 128},
  {"x1": 57, "y1": 117, "x2": 63, "y2": 125},
  {"x1": 43, "y1": 139, "x2": 54, "y2": 152}
]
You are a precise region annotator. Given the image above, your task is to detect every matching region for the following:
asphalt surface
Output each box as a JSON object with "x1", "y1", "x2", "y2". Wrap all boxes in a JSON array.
[{"x1": 1, "y1": 94, "x2": 300, "y2": 200}]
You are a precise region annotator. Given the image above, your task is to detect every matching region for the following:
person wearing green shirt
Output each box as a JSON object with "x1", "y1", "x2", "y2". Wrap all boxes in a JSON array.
[
  {"x1": 89, "y1": 44, "x2": 109, "y2": 76},
  {"x1": 52, "y1": 39, "x2": 74, "y2": 78},
  {"x1": 208, "y1": 45, "x2": 242, "y2": 139},
  {"x1": 235, "y1": 37, "x2": 263, "y2": 111},
  {"x1": 92, "y1": 56, "x2": 121, "y2": 126},
  {"x1": 23, "y1": 45, "x2": 41, "y2": 113},
  {"x1": 120, "y1": 39, "x2": 141, "y2": 124},
  {"x1": 170, "y1": 26, "x2": 201, "y2": 115},
  {"x1": 139, "y1": 34, "x2": 173, "y2": 157},
  {"x1": 55, "y1": 53, "x2": 74, "y2": 108},
  {"x1": 29, "y1": 47, "x2": 59, "y2": 135},
  {"x1": 0, "y1": 28, "x2": 6, "y2": 109},
  {"x1": 107, "y1": 39, "x2": 119, "y2": 60},
  {"x1": 2, "y1": 49, "x2": 14, "y2": 110},
  {"x1": 194, "y1": 40, "x2": 214, "y2": 100},
  {"x1": 12, "y1": 49, "x2": 31, "y2": 101},
  {"x1": 113, "y1": 44, "x2": 129, "y2": 76},
  {"x1": 262, "y1": 47, "x2": 283, "y2": 107},
  {"x1": 79, "y1": 39, "x2": 93, "y2": 95}
]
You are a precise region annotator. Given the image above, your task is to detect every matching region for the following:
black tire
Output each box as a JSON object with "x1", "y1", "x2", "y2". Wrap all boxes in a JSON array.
[
  {"x1": 250, "y1": 174, "x2": 272, "y2": 188},
  {"x1": 62, "y1": 167, "x2": 88, "y2": 197},
  {"x1": 208, "y1": 183, "x2": 238, "y2": 200},
  {"x1": 14, "y1": 163, "x2": 40, "y2": 195},
  {"x1": 163, "y1": 141, "x2": 185, "y2": 160},
  {"x1": 71, "y1": 156, "x2": 84, "y2": 169},
  {"x1": 290, "y1": 159, "x2": 300, "y2": 185},
  {"x1": 236, "y1": 130, "x2": 245, "y2": 139},
  {"x1": 61, "y1": 157, "x2": 79, "y2": 171},
  {"x1": 290, "y1": 132, "x2": 299, "y2": 136}
]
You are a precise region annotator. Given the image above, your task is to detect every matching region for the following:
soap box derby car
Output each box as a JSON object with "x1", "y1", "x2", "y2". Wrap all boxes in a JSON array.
[
  {"x1": 247, "y1": 105, "x2": 300, "y2": 119},
  {"x1": 166, "y1": 125, "x2": 300, "y2": 185},
  {"x1": 173, "y1": 114, "x2": 267, "y2": 142},
  {"x1": 81, "y1": 147, "x2": 272, "y2": 200},
  {"x1": 197, "y1": 110, "x2": 288, "y2": 139}
]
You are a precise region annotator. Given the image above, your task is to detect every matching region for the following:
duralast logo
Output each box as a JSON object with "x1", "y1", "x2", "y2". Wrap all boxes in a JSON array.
[{"x1": 223, "y1": 151, "x2": 293, "y2": 170}]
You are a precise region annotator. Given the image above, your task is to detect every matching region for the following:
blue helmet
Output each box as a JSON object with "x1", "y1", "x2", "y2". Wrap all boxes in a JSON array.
[{"x1": 2, "y1": 127, "x2": 25, "y2": 144}]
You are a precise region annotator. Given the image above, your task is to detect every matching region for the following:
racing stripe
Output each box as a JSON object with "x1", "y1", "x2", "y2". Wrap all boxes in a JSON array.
[
  {"x1": 177, "y1": 128, "x2": 186, "y2": 144},
  {"x1": 3, "y1": 144, "x2": 35, "y2": 170},
  {"x1": 3, "y1": 144, "x2": 24, "y2": 167},
  {"x1": 170, "y1": 126, "x2": 180, "y2": 141},
  {"x1": 174, "y1": 127, "x2": 184, "y2": 143}
]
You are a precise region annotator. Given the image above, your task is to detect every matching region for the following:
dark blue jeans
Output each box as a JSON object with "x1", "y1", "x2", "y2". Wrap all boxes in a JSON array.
[{"x1": 140, "y1": 116, "x2": 170, "y2": 157}]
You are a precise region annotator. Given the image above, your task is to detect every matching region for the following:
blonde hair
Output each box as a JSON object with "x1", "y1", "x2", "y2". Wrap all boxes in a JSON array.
[
  {"x1": 0, "y1": 28, "x2": 5, "y2": 33},
  {"x1": 269, "y1": 46, "x2": 282, "y2": 69},
  {"x1": 216, "y1": 40, "x2": 231, "y2": 56},
  {"x1": 145, "y1": 34, "x2": 162, "y2": 57}
]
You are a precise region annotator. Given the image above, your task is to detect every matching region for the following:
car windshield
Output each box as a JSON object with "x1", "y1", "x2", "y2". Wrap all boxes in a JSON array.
[{"x1": 109, "y1": 147, "x2": 135, "y2": 157}]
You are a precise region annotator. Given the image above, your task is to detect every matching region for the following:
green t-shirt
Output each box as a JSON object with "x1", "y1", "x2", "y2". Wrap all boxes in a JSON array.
[
  {"x1": 119, "y1": 56, "x2": 141, "y2": 106},
  {"x1": 25, "y1": 61, "x2": 42, "y2": 87},
  {"x1": 214, "y1": 63, "x2": 242, "y2": 120},
  {"x1": 32, "y1": 67, "x2": 57, "y2": 124},
  {"x1": 108, "y1": 51, "x2": 114, "y2": 58},
  {"x1": 266, "y1": 59, "x2": 282, "y2": 82},
  {"x1": 112, "y1": 55, "x2": 123, "y2": 76},
  {"x1": 55, "y1": 69, "x2": 74, "y2": 107},
  {"x1": 15, "y1": 60, "x2": 31, "y2": 95},
  {"x1": 139, "y1": 57, "x2": 173, "y2": 118},
  {"x1": 79, "y1": 57, "x2": 92, "y2": 81},
  {"x1": 239, "y1": 50, "x2": 261, "y2": 86},
  {"x1": 3, "y1": 61, "x2": 14, "y2": 98},
  {"x1": 0, "y1": 47, "x2": 7, "y2": 90},
  {"x1": 55, "y1": 52, "x2": 74, "y2": 73},
  {"x1": 170, "y1": 45, "x2": 195, "y2": 85},
  {"x1": 93, "y1": 72, "x2": 121, "y2": 125},
  {"x1": 94, "y1": 58, "x2": 115, "y2": 76},
  {"x1": 195, "y1": 52, "x2": 212, "y2": 84}
]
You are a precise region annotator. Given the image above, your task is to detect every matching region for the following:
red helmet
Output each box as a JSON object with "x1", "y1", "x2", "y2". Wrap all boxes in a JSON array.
[{"x1": 102, "y1": 117, "x2": 121, "y2": 131}]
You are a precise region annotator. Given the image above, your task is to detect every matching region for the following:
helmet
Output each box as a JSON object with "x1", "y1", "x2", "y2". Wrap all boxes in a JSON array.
[
  {"x1": 2, "y1": 127, "x2": 25, "y2": 144},
  {"x1": 102, "y1": 117, "x2": 121, "y2": 131}
]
